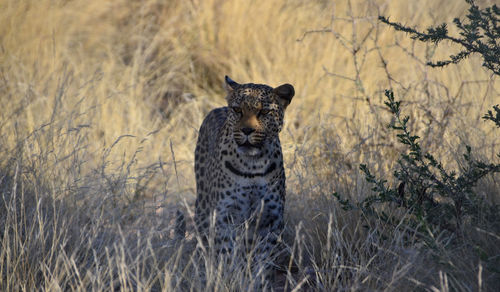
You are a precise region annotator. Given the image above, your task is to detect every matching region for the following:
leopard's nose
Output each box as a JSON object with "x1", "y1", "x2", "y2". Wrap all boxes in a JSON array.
[{"x1": 241, "y1": 127, "x2": 255, "y2": 135}]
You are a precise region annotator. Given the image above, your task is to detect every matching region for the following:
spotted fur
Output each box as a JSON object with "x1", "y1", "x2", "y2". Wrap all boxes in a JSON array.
[{"x1": 194, "y1": 76, "x2": 294, "y2": 278}]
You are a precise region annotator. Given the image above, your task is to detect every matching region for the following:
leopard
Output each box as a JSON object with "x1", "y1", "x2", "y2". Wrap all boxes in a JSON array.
[{"x1": 193, "y1": 75, "x2": 295, "y2": 283}]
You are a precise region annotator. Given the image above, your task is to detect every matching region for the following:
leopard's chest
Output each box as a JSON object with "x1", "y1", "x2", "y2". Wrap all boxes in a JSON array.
[{"x1": 213, "y1": 151, "x2": 280, "y2": 187}]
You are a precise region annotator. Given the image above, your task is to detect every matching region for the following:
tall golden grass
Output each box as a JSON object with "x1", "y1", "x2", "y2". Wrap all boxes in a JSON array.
[{"x1": 1, "y1": 0, "x2": 499, "y2": 290}]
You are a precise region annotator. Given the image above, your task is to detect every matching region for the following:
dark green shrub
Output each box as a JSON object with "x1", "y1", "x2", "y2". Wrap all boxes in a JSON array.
[
  {"x1": 380, "y1": 0, "x2": 500, "y2": 128},
  {"x1": 334, "y1": 90, "x2": 500, "y2": 241},
  {"x1": 379, "y1": 0, "x2": 500, "y2": 75},
  {"x1": 335, "y1": 0, "x2": 500, "y2": 243}
]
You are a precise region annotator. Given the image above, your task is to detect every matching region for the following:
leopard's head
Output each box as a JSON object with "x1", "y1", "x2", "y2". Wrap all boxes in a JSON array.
[{"x1": 224, "y1": 76, "x2": 295, "y2": 157}]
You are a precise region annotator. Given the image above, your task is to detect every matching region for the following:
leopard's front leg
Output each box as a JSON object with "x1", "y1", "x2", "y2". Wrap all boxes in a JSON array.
[
  {"x1": 213, "y1": 194, "x2": 251, "y2": 256},
  {"x1": 248, "y1": 188, "x2": 285, "y2": 288}
]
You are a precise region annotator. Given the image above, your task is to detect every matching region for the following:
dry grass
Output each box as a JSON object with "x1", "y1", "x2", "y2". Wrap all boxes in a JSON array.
[{"x1": 1, "y1": 0, "x2": 499, "y2": 290}]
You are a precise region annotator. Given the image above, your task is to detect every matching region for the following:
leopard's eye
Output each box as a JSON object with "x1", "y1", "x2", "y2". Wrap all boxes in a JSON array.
[
  {"x1": 232, "y1": 106, "x2": 242, "y2": 114},
  {"x1": 258, "y1": 109, "x2": 270, "y2": 117}
]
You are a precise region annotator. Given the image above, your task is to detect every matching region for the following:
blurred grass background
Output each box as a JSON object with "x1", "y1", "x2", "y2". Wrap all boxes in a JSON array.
[{"x1": 1, "y1": 0, "x2": 499, "y2": 290}]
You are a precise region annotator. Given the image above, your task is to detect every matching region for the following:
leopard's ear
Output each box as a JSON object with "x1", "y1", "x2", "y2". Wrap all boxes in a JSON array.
[
  {"x1": 224, "y1": 75, "x2": 240, "y2": 93},
  {"x1": 273, "y1": 83, "x2": 295, "y2": 109}
]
